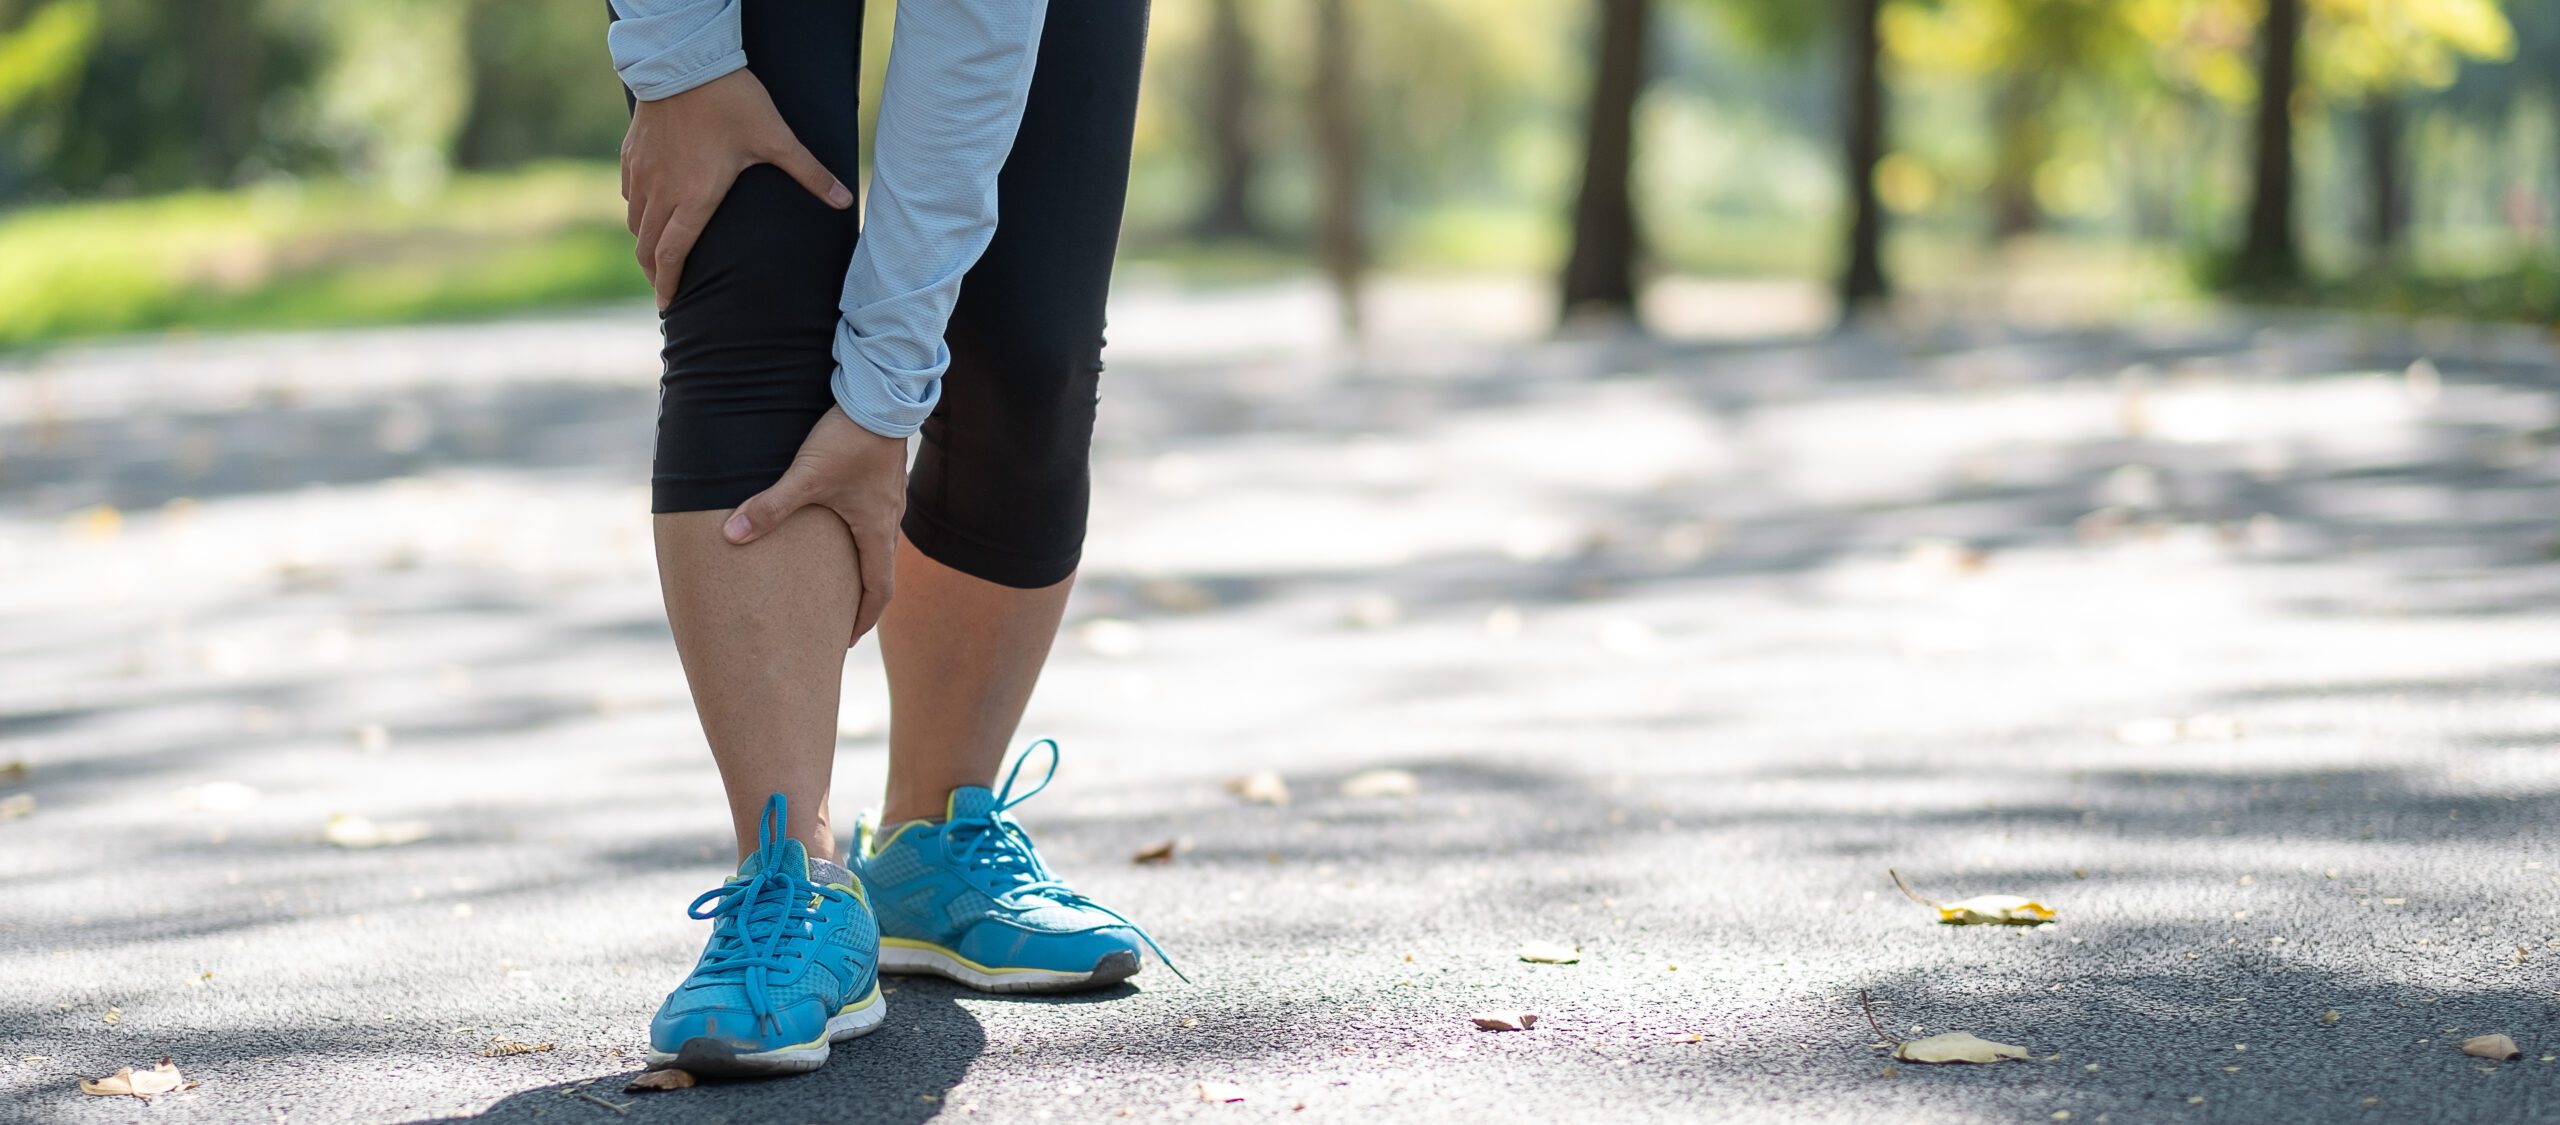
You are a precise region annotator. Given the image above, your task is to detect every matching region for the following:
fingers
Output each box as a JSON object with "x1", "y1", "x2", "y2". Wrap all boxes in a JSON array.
[
  {"x1": 722, "y1": 477, "x2": 812, "y2": 546},
  {"x1": 846, "y1": 520, "x2": 896, "y2": 646},
  {"x1": 633, "y1": 195, "x2": 674, "y2": 290},
  {"x1": 649, "y1": 203, "x2": 710, "y2": 310},
  {"x1": 761, "y1": 134, "x2": 855, "y2": 210}
]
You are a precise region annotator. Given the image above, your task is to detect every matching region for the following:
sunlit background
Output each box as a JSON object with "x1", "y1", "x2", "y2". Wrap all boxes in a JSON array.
[
  {"x1": 0, "y1": 0, "x2": 2547, "y2": 346},
  {"x1": 10, "y1": 6, "x2": 2560, "y2": 1119}
]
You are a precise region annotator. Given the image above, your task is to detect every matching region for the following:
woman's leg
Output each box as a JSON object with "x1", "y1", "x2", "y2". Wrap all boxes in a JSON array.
[
  {"x1": 656, "y1": 507, "x2": 859, "y2": 861},
  {"x1": 633, "y1": 0, "x2": 865, "y2": 863},
  {"x1": 873, "y1": 0, "x2": 1152, "y2": 815},
  {"x1": 875, "y1": 537, "x2": 1074, "y2": 826}
]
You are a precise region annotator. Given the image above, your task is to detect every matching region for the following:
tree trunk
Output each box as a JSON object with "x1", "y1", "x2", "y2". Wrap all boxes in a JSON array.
[
  {"x1": 2362, "y1": 93, "x2": 2405, "y2": 260},
  {"x1": 1990, "y1": 69, "x2": 2044, "y2": 241},
  {"x1": 1310, "y1": 0, "x2": 1364, "y2": 334},
  {"x1": 1838, "y1": 0, "x2": 1889, "y2": 311},
  {"x1": 186, "y1": 0, "x2": 261, "y2": 184},
  {"x1": 2237, "y1": 0, "x2": 2304, "y2": 287},
  {"x1": 1194, "y1": 0, "x2": 1262, "y2": 240},
  {"x1": 1558, "y1": 0, "x2": 1650, "y2": 324}
]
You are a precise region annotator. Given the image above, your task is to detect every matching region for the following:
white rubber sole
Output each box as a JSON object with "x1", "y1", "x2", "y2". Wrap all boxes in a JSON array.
[
  {"x1": 643, "y1": 987, "x2": 886, "y2": 1077},
  {"x1": 878, "y1": 941, "x2": 1141, "y2": 994}
]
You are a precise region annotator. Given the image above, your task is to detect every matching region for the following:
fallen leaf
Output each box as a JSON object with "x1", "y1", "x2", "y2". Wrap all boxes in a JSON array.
[
  {"x1": 1470, "y1": 1011, "x2": 1540, "y2": 1032},
  {"x1": 1078, "y1": 618, "x2": 1146, "y2": 659},
  {"x1": 0, "y1": 759, "x2": 25, "y2": 782},
  {"x1": 1341, "y1": 593, "x2": 1402, "y2": 629},
  {"x1": 1131, "y1": 839, "x2": 1180, "y2": 864},
  {"x1": 1195, "y1": 1080, "x2": 1247, "y2": 1103},
  {"x1": 0, "y1": 793, "x2": 33, "y2": 820},
  {"x1": 80, "y1": 1058, "x2": 193, "y2": 1099},
  {"x1": 2322, "y1": 1010, "x2": 2341, "y2": 1025},
  {"x1": 1339, "y1": 769, "x2": 1420, "y2": 799},
  {"x1": 1516, "y1": 941, "x2": 1581, "y2": 964},
  {"x1": 1894, "y1": 1032, "x2": 2032, "y2": 1064},
  {"x1": 481, "y1": 1037, "x2": 554, "y2": 1057},
  {"x1": 2462, "y1": 1034, "x2": 2523, "y2": 1062},
  {"x1": 1891, "y1": 871, "x2": 2054, "y2": 925},
  {"x1": 102, "y1": 1006, "x2": 120, "y2": 1025},
  {"x1": 1222, "y1": 771, "x2": 1290, "y2": 806},
  {"x1": 625, "y1": 1069, "x2": 696, "y2": 1092},
  {"x1": 323, "y1": 813, "x2": 430, "y2": 848}
]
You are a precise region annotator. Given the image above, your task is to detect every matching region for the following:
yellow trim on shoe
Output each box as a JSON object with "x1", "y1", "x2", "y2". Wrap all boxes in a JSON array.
[
  {"x1": 837, "y1": 983, "x2": 882, "y2": 1014},
  {"x1": 878, "y1": 936, "x2": 1059, "y2": 976}
]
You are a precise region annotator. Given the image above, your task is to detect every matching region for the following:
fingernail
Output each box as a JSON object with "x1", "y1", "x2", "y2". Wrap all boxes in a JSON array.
[
  {"x1": 723, "y1": 513, "x2": 752, "y2": 541},
  {"x1": 828, "y1": 181, "x2": 853, "y2": 208}
]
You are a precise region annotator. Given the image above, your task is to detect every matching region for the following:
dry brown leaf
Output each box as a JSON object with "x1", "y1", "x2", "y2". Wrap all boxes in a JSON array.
[
  {"x1": 481, "y1": 1037, "x2": 554, "y2": 1057},
  {"x1": 1894, "y1": 1032, "x2": 2032, "y2": 1064},
  {"x1": 1131, "y1": 839, "x2": 1180, "y2": 865},
  {"x1": 1339, "y1": 769, "x2": 1420, "y2": 799},
  {"x1": 625, "y1": 1069, "x2": 697, "y2": 1092},
  {"x1": 80, "y1": 1058, "x2": 193, "y2": 1099},
  {"x1": 1195, "y1": 1080, "x2": 1248, "y2": 1103},
  {"x1": 324, "y1": 813, "x2": 430, "y2": 848},
  {"x1": 0, "y1": 792, "x2": 33, "y2": 820},
  {"x1": 1516, "y1": 941, "x2": 1581, "y2": 964},
  {"x1": 0, "y1": 759, "x2": 26, "y2": 782},
  {"x1": 1222, "y1": 771, "x2": 1290, "y2": 806},
  {"x1": 1470, "y1": 1011, "x2": 1540, "y2": 1031},
  {"x1": 1891, "y1": 870, "x2": 2055, "y2": 925},
  {"x1": 2462, "y1": 1034, "x2": 2523, "y2": 1062}
]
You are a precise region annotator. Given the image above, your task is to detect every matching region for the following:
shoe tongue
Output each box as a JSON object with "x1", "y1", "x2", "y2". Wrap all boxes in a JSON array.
[
  {"x1": 740, "y1": 835, "x2": 811, "y2": 880},
  {"x1": 946, "y1": 786, "x2": 1000, "y2": 821}
]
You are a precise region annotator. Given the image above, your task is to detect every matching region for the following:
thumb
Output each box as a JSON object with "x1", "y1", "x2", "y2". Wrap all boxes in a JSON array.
[
  {"x1": 763, "y1": 133, "x2": 854, "y2": 210},
  {"x1": 723, "y1": 478, "x2": 812, "y2": 545}
]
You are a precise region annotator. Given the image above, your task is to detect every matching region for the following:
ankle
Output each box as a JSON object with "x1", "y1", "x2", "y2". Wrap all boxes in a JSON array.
[{"x1": 876, "y1": 804, "x2": 944, "y2": 832}]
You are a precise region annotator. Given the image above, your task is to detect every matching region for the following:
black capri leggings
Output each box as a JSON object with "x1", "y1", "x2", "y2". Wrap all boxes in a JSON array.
[{"x1": 628, "y1": 0, "x2": 1149, "y2": 589}]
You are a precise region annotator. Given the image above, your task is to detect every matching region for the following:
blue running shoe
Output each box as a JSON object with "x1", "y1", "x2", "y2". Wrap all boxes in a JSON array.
[
  {"x1": 645, "y1": 793, "x2": 885, "y2": 1077},
  {"x1": 851, "y1": 739, "x2": 1185, "y2": 993}
]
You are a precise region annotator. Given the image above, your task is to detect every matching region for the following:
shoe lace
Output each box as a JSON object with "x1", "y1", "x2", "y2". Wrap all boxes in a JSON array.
[
  {"x1": 684, "y1": 793, "x2": 834, "y2": 1032},
  {"x1": 941, "y1": 738, "x2": 1190, "y2": 983}
]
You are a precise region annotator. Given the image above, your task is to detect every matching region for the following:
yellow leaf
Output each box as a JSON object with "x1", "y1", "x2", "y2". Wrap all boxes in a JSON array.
[
  {"x1": 1891, "y1": 870, "x2": 2055, "y2": 925},
  {"x1": 1516, "y1": 941, "x2": 1580, "y2": 964},
  {"x1": 1895, "y1": 1032, "x2": 2031, "y2": 1064},
  {"x1": 2462, "y1": 1035, "x2": 2523, "y2": 1062},
  {"x1": 625, "y1": 1069, "x2": 696, "y2": 1092},
  {"x1": 1339, "y1": 769, "x2": 1420, "y2": 799},
  {"x1": 323, "y1": 813, "x2": 430, "y2": 848},
  {"x1": 1222, "y1": 771, "x2": 1290, "y2": 806}
]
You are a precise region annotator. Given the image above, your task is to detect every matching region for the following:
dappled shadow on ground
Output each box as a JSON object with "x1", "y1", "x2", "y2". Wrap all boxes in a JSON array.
[
  {"x1": 9, "y1": 308, "x2": 2560, "y2": 1121},
  {"x1": 400, "y1": 979, "x2": 1037, "y2": 1125}
]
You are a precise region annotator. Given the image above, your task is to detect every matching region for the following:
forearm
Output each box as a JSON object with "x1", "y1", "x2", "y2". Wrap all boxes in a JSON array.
[{"x1": 830, "y1": 0, "x2": 1050, "y2": 439}]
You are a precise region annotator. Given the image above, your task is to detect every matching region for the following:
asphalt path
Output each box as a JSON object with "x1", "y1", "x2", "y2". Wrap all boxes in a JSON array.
[{"x1": 4, "y1": 286, "x2": 2558, "y2": 1123}]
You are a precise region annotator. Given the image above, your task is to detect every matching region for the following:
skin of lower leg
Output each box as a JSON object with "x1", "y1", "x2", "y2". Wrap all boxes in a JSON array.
[
  {"x1": 875, "y1": 533, "x2": 1075, "y2": 830},
  {"x1": 654, "y1": 507, "x2": 861, "y2": 865}
]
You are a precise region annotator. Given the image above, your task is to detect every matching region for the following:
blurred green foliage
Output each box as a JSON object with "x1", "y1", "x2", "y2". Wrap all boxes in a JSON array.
[{"x1": 0, "y1": 0, "x2": 2549, "y2": 347}]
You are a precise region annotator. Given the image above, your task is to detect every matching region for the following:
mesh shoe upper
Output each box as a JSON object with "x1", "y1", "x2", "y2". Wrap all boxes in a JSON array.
[
  {"x1": 650, "y1": 795, "x2": 880, "y2": 1053},
  {"x1": 853, "y1": 739, "x2": 1182, "y2": 979}
]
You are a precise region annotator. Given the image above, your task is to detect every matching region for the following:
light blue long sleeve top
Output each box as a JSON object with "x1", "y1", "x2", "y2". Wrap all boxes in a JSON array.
[{"x1": 607, "y1": 0, "x2": 1050, "y2": 439}]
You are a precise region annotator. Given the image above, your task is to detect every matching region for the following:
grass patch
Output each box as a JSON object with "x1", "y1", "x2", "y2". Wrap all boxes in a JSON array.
[{"x1": 0, "y1": 162, "x2": 646, "y2": 350}]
